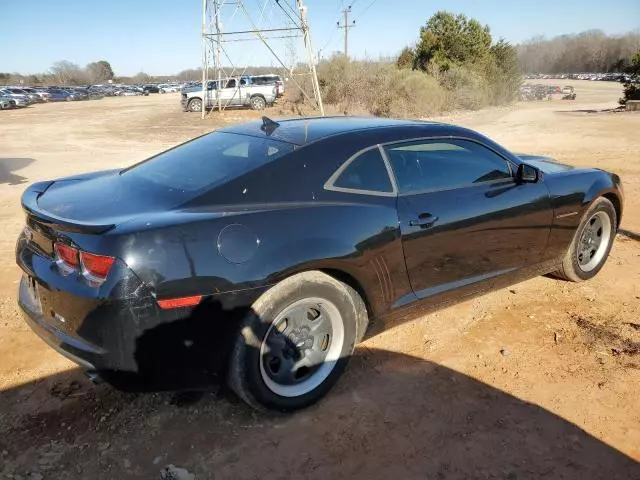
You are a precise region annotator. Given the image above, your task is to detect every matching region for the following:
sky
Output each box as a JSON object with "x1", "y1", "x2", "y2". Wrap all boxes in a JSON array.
[{"x1": 2, "y1": 0, "x2": 639, "y2": 76}]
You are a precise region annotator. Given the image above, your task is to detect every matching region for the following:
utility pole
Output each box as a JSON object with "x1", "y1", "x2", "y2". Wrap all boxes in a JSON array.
[
  {"x1": 200, "y1": 0, "x2": 207, "y2": 119},
  {"x1": 337, "y1": 5, "x2": 355, "y2": 58},
  {"x1": 214, "y1": 0, "x2": 222, "y2": 112},
  {"x1": 298, "y1": 0, "x2": 324, "y2": 115}
]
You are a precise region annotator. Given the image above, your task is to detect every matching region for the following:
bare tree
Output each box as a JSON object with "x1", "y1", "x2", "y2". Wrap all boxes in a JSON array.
[
  {"x1": 518, "y1": 30, "x2": 640, "y2": 73},
  {"x1": 86, "y1": 61, "x2": 115, "y2": 84},
  {"x1": 49, "y1": 60, "x2": 86, "y2": 85}
]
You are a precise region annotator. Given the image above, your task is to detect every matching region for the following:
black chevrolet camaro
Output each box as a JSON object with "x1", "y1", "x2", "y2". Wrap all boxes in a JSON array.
[{"x1": 17, "y1": 116, "x2": 623, "y2": 411}]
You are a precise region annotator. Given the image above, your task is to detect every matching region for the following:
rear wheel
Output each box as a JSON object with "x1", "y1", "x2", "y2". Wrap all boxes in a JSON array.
[
  {"x1": 187, "y1": 98, "x2": 203, "y2": 112},
  {"x1": 553, "y1": 197, "x2": 617, "y2": 282},
  {"x1": 228, "y1": 271, "x2": 367, "y2": 411},
  {"x1": 250, "y1": 95, "x2": 266, "y2": 110}
]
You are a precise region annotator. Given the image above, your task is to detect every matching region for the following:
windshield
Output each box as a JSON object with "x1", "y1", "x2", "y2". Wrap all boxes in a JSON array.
[{"x1": 121, "y1": 131, "x2": 294, "y2": 194}]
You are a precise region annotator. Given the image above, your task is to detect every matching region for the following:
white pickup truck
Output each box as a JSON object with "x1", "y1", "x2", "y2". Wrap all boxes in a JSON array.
[{"x1": 181, "y1": 77, "x2": 277, "y2": 112}]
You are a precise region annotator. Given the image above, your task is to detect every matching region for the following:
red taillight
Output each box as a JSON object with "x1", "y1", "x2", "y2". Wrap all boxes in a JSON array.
[
  {"x1": 53, "y1": 242, "x2": 114, "y2": 286},
  {"x1": 54, "y1": 242, "x2": 79, "y2": 273},
  {"x1": 157, "y1": 296, "x2": 202, "y2": 310},
  {"x1": 80, "y1": 251, "x2": 115, "y2": 282}
]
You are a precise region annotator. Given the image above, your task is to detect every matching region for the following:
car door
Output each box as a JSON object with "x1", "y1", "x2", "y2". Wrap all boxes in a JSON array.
[
  {"x1": 383, "y1": 137, "x2": 553, "y2": 299},
  {"x1": 204, "y1": 81, "x2": 217, "y2": 108},
  {"x1": 219, "y1": 79, "x2": 241, "y2": 106}
]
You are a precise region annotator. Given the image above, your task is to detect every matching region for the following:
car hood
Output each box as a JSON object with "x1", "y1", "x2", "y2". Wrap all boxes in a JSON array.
[{"x1": 517, "y1": 154, "x2": 575, "y2": 173}]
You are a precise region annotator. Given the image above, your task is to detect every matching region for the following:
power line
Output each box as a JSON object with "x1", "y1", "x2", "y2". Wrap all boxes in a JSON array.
[
  {"x1": 353, "y1": 0, "x2": 380, "y2": 22},
  {"x1": 317, "y1": 0, "x2": 344, "y2": 58},
  {"x1": 274, "y1": 0, "x2": 301, "y2": 30},
  {"x1": 201, "y1": 0, "x2": 324, "y2": 115}
]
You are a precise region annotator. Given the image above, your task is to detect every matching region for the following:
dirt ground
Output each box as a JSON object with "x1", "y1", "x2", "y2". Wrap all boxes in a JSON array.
[{"x1": 0, "y1": 81, "x2": 639, "y2": 479}]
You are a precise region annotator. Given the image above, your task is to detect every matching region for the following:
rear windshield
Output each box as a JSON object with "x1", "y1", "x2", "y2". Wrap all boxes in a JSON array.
[{"x1": 121, "y1": 132, "x2": 294, "y2": 194}]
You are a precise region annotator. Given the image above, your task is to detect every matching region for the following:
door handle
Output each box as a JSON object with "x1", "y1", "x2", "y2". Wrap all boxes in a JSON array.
[{"x1": 409, "y1": 213, "x2": 439, "y2": 228}]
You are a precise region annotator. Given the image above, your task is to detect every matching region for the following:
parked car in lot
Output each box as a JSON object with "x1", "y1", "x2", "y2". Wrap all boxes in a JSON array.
[
  {"x1": 5, "y1": 87, "x2": 43, "y2": 103},
  {"x1": 561, "y1": 86, "x2": 577, "y2": 100},
  {"x1": 43, "y1": 88, "x2": 77, "y2": 102},
  {"x1": 15, "y1": 87, "x2": 50, "y2": 102},
  {"x1": 68, "y1": 88, "x2": 90, "y2": 100},
  {"x1": 0, "y1": 96, "x2": 17, "y2": 109},
  {"x1": 143, "y1": 84, "x2": 160, "y2": 94},
  {"x1": 158, "y1": 84, "x2": 180, "y2": 93},
  {"x1": 251, "y1": 74, "x2": 285, "y2": 97},
  {"x1": 0, "y1": 88, "x2": 31, "y2": 106},
  {"x1": 181, "y1": 76, "x2": 277, "y2": 112},
  {"x1": 16, "y1": 116, "x2": 624, "y2": 412},
  {"x1": 119, "y1": 87, "x2": 145, "y2": 96}
]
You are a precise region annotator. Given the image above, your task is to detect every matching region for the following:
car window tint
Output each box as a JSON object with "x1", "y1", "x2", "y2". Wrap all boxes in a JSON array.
[
  {"x1": 226, "y1": 79, "x2": 236, "y2": 89},
  {"x1": 122, "y1": 132, "x2": 294, "y2": 194},
  {"x1": 333, "y1": 148, "x2": 393, "y2": 193},
  {"x1": 384, "y1": 139, "x2": 511, "y2": 193}
]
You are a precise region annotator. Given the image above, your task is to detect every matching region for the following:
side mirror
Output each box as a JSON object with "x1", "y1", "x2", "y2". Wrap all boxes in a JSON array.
[{"x1": 517, "y1": 163, "x2": 540, "y2": 184}]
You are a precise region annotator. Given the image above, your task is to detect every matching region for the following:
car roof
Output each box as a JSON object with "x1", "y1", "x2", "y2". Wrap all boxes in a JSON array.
[{"x1": 219, "y1": 116, "x2": 442, "y2": 146}]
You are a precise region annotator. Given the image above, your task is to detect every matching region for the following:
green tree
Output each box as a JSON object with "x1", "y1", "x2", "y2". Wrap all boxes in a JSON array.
[
  {"x1": 86, "y1": 60, "x2": 115, "y2": 84},
  {"x1": 413, "y1": 11, "x2": 492, "y2": 71},
  {"x1": 620, "y1": 49, "x2": 640, "y2": 105},
  {"x1": 396, "y1": 47, "x2": 415, "y2": 70},
  {"x1": 487, "y1": 39, "x2": 521, "y2": 103}
]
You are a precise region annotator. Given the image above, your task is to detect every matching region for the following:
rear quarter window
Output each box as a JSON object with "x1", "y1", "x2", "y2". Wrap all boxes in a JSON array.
[{"x1": 329, "y1": 147, "x2": 394, "y2": 195}]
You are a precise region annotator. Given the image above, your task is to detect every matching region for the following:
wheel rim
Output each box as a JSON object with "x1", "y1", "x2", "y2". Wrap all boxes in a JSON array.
[
  {"x1": 190, "y1": 100, "x2": 202, "y2": 112},
  {"x1": 252, "y1": 97, "x2": 265, "y2": 109},
  {"x1": 576, "y1": 210, "x2": 612, "y2": 272},
  {"x1": 259, "y1": 297, "x2": 344, "y2": 397}
]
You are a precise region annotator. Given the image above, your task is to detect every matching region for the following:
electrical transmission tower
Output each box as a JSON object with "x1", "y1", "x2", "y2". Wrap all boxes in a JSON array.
[{"x1": 200, "y1": 0, "x2": 324, "y2": 119}]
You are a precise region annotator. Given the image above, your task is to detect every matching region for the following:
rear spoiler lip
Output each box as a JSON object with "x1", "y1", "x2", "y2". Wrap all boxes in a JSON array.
[{"x1": 21, "y1": 181, "x2": 115, "y2": 234}]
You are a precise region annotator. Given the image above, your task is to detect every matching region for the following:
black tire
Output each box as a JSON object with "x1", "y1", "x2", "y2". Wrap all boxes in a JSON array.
[
  {"x1": 250, "y1": 95, "x2": 266, "y2": 110},
  {"x1": 553, "y1": 197, "x2": 617, "y2": 282},
  {"x1": 187, "y1": 98, "x2": 203, "y2": 112},
  {"x1": 228, "y1": 271, "x2": 367, "y2": 412}
]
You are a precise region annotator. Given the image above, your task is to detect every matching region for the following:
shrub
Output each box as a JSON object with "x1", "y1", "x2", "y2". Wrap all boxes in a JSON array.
[
  {"x1": 312, "y1": 57, "x2": 452, "y2": 118},
  {"x1": 620, "y1": 49, "x2": 640, "y2": 105}
]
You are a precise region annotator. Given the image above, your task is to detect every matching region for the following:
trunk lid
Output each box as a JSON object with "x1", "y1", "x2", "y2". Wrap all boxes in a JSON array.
[{"x1": 22, "y1": 169, "x2": 183, "y2": 234}]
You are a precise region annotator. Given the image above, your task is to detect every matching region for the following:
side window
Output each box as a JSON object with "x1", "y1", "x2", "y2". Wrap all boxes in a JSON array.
[
  {"x1": 384, "y1": 139, "x2": 512, "y2": 194},
  {"x1": 330, "y1": 148, "x2": 393, "y2": 194},
  {"x1": 225, "y1": 79, "x2": 236, "y2": 89}
]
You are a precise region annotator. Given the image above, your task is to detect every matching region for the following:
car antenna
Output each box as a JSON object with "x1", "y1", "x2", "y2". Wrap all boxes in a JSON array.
[{"x1": 261, "y1": 116, "x2": 280, "y2": 136}]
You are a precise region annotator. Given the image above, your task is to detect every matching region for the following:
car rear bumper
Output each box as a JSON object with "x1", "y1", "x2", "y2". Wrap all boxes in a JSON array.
[
  {"x1": 16, "y1": 229, "x2": 265, "y2": 391},
  {"x1": 19, "y1": 276, "x2": 99, "y2": 371}
]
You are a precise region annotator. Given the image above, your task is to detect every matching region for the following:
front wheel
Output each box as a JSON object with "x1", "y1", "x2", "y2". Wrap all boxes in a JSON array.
[
  {"x1": 553, "y1": 197, "x2": 617, "y2": 282},
  {"x1": 228, "y1": 271, "x2": 367, "y2": 412},
  {"x1": 250, "y1": 95, "x2": 266, "y2": 110},
  {"x1": 187, "y1": 98, "x2": 203, "y2": 112}
]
